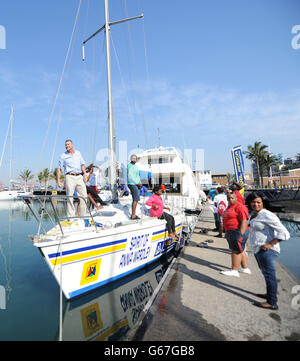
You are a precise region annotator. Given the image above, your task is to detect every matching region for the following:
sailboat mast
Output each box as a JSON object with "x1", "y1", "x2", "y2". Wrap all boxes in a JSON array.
[
  {"x1": 9, "y1": 105, "x2": 13, "y2": 192},
  {"x1": 104, "y1": 0, "x2": 117, "y2": 201},
  {"x1": 83, "y1": 1, "x2": 143, "y2": 202}
]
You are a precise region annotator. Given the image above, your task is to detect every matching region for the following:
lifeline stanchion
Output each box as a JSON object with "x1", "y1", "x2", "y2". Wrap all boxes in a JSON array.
[{"x1": 58, "y1": 236, "x2": 63, "y2": 341}]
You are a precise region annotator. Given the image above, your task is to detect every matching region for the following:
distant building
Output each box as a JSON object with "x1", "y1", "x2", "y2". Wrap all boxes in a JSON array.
[
  {"x1": 284, "y1": 157, "x2": 297, "y2": 166},
  {"x1": 211, "y1": 174, "x2": 228, "y2": 186},
  {"x1": 244, "y1": 173, "x2": 254, "y2": 185},
  {"x1": 193, "y1": 170, "x2": 212, "y2": 189},
  {"x1": 251, "y1": 163, "x2": 259, "y2": 181},
  {"x1": 251, "y1": 168, "x2": 300, "y2": 188},
  {"x1": 270, "y1": 167, "x2": 300, "y2": 187}
]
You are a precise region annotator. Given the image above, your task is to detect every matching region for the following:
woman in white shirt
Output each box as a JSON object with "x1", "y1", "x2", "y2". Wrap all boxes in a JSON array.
[{"x1": 247, "y1": 192, "x2": 290, "y2": 310}]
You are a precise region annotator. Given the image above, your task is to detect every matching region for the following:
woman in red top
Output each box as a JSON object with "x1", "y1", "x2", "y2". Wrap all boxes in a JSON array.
[
  {"x1": 220, "y1": 192, "x2": 250, "y2": 277},
  {"x1": 230, "y1": 182, "x2": 245, "y2": 205}
]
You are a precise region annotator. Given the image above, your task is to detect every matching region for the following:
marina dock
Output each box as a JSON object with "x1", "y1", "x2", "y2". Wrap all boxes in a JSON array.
[{"x1": 128, "y1": 205, "x2": 300, "y2": 341}]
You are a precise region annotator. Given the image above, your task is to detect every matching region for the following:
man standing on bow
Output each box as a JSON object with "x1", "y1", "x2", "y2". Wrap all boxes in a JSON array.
[
  {"x1": 127, "y1": 154, "x2": 142, "y2": 220},
  {"x1": 56, "y1": 139, "x2": 88, "y2": 218}
]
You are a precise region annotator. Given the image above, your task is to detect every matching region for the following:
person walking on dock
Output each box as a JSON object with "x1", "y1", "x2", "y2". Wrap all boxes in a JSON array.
[
  {"x1": 247, "y1": 192, "x2": 290, "y2": 310},
  {"x1": 220, "y1": 192, "x2": 251, "y2": 277},
  {"x1": 56, "y1": 139, "x2": 88, "y2": 218},
  {"x1": 213, "y1": 187, "x2": 228, "y2": 237}
]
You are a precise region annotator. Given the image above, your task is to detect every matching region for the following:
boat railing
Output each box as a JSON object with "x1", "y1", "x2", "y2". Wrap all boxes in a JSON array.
[{"x1": 19, "y1": 194, "x2": 100, "y2": 238}]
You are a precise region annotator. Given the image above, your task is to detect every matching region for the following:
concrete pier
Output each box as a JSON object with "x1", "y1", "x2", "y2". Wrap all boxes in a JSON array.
[{"x1": 128, "y1": 205, "x2": 300, "y2": 341}]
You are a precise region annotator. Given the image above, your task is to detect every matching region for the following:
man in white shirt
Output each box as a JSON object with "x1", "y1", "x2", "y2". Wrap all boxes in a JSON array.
[
  {"x1": 213, "y1": 187, "x2": 228, "y2": 237},
  {"x1": 56, "y1": 139, "x2": 88, "y2": 218}
]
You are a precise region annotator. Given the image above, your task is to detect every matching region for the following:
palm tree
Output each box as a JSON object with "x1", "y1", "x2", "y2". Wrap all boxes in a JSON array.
[
  {"x1": 37, "y1": 172, "x2": 44, "y2": 187},
  {"x1": 51, "y1": 168, "x2": 65, "y2": 185},
  {"x1": 244, "y1": 141, "x2": 268, "y2": 187},
  {"x1": 263, "y1": 153, "x2": 280, "y2": 178},
  {"x1": 19, "y1": 169, "x2": 34, "y2": 189},
  {"x1": 42, "y1": 168, "x2": 50, "y2": 188},
  {"x1": 227, "y1": 173, "x2": 236, "y2": 184}
]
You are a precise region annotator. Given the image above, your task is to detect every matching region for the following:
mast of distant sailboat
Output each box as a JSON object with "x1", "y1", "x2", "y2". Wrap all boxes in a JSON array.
[{"x1": 0, "y1": 105, "x2": 14, "y2": 191}]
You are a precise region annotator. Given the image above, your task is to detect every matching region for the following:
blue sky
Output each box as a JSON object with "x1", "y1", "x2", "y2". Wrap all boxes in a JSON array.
[{"x1": 0, "y1": 0, "x2": 300, "y2": 185}]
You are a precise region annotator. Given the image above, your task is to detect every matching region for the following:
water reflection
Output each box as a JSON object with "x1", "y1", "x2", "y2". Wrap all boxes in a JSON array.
[
  {"x1": 61, "y1": 254, "x2": 173, "y2": 341},
  {"x1": 278, "y1": 212, "x2": 300, "y2": 237},
  {"x1": 0, "y1": 204, "x2": 13, "y2": 303},
  {"x1": 0, "y1": 199, "x2": 67, "y2": 223}
]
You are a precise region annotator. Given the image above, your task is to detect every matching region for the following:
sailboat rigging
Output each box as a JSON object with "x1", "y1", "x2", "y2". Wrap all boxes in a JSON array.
[{"x1": 0, "y1": 106, "x2": 27, "y2": 201}]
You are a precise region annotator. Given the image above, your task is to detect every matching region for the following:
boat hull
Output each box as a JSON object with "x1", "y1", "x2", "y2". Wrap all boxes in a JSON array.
[
  {"x1": 0, "y1": 191, "x2": 20, "y2": 200},
  {"x1": 36, "y1": 217, "x2": 183, "y2": 299}
]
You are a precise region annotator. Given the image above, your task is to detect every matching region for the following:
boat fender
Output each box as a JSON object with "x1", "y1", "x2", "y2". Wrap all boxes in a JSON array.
[{"x1": 103, "y1": 221, "x2": 113, "y2": 229}]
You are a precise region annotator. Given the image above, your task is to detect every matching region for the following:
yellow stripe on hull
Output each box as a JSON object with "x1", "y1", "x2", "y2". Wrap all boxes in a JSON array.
[
  {"x1": 151, "y1": 226, "x2": 182, "y2": 242},
  {"x1": 51, "y1": 243, "x2": 126, "y2": 266},
  {"x1": 94, "y1": 318, "x2": 129, "y2": 341}
]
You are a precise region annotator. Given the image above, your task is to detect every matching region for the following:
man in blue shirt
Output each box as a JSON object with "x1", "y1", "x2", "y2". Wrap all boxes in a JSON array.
[
  {"x1": 56, "y1": 139, "x2": 88, "y2": 217},
  {"x1": 208, "y1": 188, "x2": 217, "y2": 201},
  {"x1": 118, "y1": 184, "x2": 129, "y2": 197},
  {"x1": 140, "y1": 185, "x2": 148, "y2": 196}
]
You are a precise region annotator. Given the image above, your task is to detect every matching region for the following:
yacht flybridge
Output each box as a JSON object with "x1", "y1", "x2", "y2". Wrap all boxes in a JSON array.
[{"x1": 137, "y1": 146, "x2": 200, "y2": 210}]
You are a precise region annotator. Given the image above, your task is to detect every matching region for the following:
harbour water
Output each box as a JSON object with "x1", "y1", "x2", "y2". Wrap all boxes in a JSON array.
[{"x1": 0, "y1": 200, "x2": 299, "y2": 341}]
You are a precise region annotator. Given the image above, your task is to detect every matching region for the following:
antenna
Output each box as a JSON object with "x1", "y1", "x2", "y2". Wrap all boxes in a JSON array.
[{"x1": 158, "y1": 128, "x2": 160, "y2": 147}]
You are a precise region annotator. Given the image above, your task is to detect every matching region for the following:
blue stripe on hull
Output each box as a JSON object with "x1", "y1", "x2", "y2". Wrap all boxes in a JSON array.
[
  {"x1": 152, "y1": 223, "x2": 181, "y2": 236},
  {"x1": 48, "y1": 238, "x2": 127, "y2": 259}
]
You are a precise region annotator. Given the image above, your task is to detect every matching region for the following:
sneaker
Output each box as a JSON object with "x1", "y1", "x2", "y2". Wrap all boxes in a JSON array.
[
  {"x1": 220, "y1": 269, "x2": 240, "y2": 277},
  {"x1": 238, "y1": 267, "x2": 251, "y2": 274}
]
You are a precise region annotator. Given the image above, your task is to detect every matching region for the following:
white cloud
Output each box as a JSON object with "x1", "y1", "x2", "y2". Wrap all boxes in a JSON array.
[
  {"x1": 143, "y1": 79, "x2": 300, "y2": 142},
  {"x1": 1, "y1": 64, "x2": 299, "y2": 180}
]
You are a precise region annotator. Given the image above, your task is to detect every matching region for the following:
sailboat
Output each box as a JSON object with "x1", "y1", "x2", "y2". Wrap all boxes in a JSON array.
[
  {"x1": 0, "y1": 106, "x2": 24, "y2": 201},
  {"x1": 21, "y1": 0, "x2": 190, "y2": 300}
]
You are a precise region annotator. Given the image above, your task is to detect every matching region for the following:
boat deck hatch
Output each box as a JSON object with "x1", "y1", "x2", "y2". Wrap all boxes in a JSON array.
[{"x1": 97, "y1": 211, "x2": 117, "y2": 217}]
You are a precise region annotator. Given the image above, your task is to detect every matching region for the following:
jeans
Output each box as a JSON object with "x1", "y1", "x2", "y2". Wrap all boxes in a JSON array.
[
  {"x1": 159, "y1": 212, "x2": 175, "y2": 234},
  {"x1": 214, "y1": 212, "x2": 219, "y2": 229},
  {"x1": 255, "y1": 249, "x2": 279, "y2": 306}
]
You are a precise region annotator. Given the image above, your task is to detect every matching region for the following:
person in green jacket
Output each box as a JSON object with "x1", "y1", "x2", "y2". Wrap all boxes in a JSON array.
[{"x1": 127, "y1": 154, "x2": 142, "y2": 219}]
